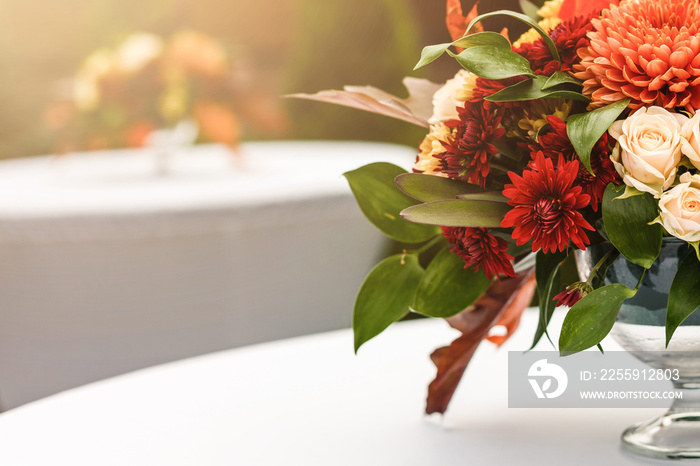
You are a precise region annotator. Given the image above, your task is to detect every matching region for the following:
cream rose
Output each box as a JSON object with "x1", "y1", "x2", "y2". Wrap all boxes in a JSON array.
[
  {"x1": 428, "y1": 70, "x2": 475, "y2": 124},
  {"x1": 681, "y1": 111, "x2": 700, "y2": 170},
  {"x1": 658, "y1": 172, "x2": 700, "y2": 242},
  {"x1": 608, "y1": 106, "x2": 689, "y2": 198}
]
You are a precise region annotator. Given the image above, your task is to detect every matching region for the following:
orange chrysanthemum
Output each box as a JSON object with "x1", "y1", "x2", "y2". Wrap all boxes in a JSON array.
[{"x1": 574, "y1": 0, "x2": 700, "y2": 113}]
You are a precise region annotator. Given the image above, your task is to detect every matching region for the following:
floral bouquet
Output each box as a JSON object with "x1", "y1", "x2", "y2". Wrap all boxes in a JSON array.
[
  {"x1": 296, "y1": 0, "x2": 700, "y2": 416},
  {"x1": 45, "y1": 30, "x2": 287, "y2": 153}
]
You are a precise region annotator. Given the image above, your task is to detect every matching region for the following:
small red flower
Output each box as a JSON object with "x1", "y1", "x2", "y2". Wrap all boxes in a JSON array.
[
  {"x1": 441, "y1": 227, "x2": 516, "y2": 280},
  {"x1": 501, "y1": 152, "x2": 594, "y2": 253},
  {"x1": 524, "y1": 115, "x2": 620, "y2": 210},
  {"x1": 554, "y1": 282, "x2": 593, "y2": 307},
  {"x1": 436, "y1": 100, "x2": 505, "y2": 187}
]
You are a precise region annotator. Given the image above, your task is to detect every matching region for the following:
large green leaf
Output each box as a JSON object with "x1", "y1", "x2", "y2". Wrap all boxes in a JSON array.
[
  {"x1": 666, "y1": 253, "x2": 700, "y2": 346},
  {"x1": 602, "y1": 183, "x2": 662, "y2": 269},
  {"x1": 531, "y1": 249, "x2": 568, "y2": 349},
  {"x1": 394, "y1": 173, "x2": 483, "y2": 202},
  {"x1": 414, "y1": 32, "x2": 511, "y2": 70},
  {"x1": 353, "y1": 254, "x2": 424, "y2": 352},
  {"x1": 486, "y1": 76, "x2": 588, "y2": 102},
  {"x1": 400, "y1": 199, "x2": 511, "y2": 227},
  {"x1": 344, "y1": 163, "x2": 440, "y2": 243},
  {"x1": 566, "y1": 99, "x2": 629, "y2": 174},
  {"x1": 413, "y1": 248, "x2": 492, "y2": 318},
  {"x1": 455, "y1": 192, "x2": 508, "y2": 202},
  {"x1": 559, "y1": 284, "x2": 636, "y2": 356},
  {"x1": 449, "y1": 46, "x2": 535, "y2": 80},
  {"x1": 466, "y1": 10, "x2": 560, "y2": 62}
]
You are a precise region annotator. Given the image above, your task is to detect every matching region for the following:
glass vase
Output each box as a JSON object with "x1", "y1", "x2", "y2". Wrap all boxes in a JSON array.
[{"x1": 576, "y1": 239, "x2": 700, "y2": 460}]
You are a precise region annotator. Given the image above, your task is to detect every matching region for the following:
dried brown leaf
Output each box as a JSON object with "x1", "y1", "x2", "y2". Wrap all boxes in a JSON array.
[
  {"x1": 485, "y1": 272, "x2": 535, "y2": 346},
  {"x1": 287, "y1": 77, "x2": 442, "y2": 128},
  {"x1": 425, "y1": 268, "x2": 536, "y2": 414}
]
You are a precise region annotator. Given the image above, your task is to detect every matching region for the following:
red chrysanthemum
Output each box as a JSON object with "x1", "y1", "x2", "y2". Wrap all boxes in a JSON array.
[
  {"x1": 435, "y1": 100, "x2": 505, "y2": 186},
  {"x1": 501, "y1": 152, "x2": 594, "y2": 253},
  {"x1": 523, "y1": 115, "x2": 620, "y2": 210},
  {"x1": 441, "y1": 227, "x2": 516, "y2": 280},
  {"x1": 515, "y1": 12, "x2": 598, "y2": 76},
  {"x1": 470, "y1": 77, "x2": 509, "y2": 100},
  {"x1": 574, "y1": 0, "x2": 700, "y2": 112}
]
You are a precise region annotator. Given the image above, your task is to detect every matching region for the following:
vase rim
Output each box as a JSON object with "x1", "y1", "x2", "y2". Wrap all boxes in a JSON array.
[{"x1": 660, "y1": 236, "x2": 686, "y2": 243}]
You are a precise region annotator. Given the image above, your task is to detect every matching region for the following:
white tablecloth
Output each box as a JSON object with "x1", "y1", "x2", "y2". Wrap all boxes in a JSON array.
[
  {"x1": 0, "y1": 141, "x2": 416, "y2": 409},
  {"x1": 0, "y1": 309, "x2": 670, "y2": 465}
]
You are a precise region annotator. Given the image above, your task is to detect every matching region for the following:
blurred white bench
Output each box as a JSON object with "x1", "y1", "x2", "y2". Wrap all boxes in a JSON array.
[{"x1": 0, "y1": 141, "x2": 415, "y2": 409}]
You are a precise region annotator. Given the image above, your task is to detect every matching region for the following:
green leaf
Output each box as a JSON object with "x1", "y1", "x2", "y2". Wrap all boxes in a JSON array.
[
  {"x1": 602, "y1": 183, "x2": 662, "y2": 269},
  {"x1": 486, "y1": 75, "x2": 589, "y2": 102},
  {"x1": 344, "y1": 163, "x2": 440, "y2": 243},
  {"x1": 534, "y1": 122, "x2": 549, "y2": 142},
  {"x1": 353, "y1": 254, "x2": 424, "y2": 352},
  {"x1": 413, "y1": 248, "x2": 492, "y2": 318},
  {"x1": 518, "y1": 0, "x2": 541, "y2": 20},
  {"x1": 414, "y1": 43, "x2": 452, "y2": 70},
  {"x1": 617, "y1": 185, "x2": 644, "y2": 200},
  {"x1": 506, "y1": 239, "x2": 533, "y2": 258},
  {"x1": 453, "y1": 32, "x2": 512, "y2": 50},
  {"x1": 666, "y1": 253, "x2": 700, "y2": 346},
  {"x1": 559, "y1": 284, "x2": 636, "y2": 356},
  {"x1": 400, "y1": 199, "x2": 511, "y2": 227},
  {"x1": 536, "y1": 266, "x2": 562, "y2": 346},
  {"x1": 414, "y1": 32, "x2": 511, "y2": 70},
  {"x1": 566, "y1": 99, "x2": 630, "y2": 175},
  {"x1": 692, "y1": 241, "x2": 700, "y2": 261},
  {"x1": 455, "y1": 191, "x2": 509, "y2": 202},
  {"x1": 394, "y1": 173, "x2": 483, "y2": 202},
  {"x1": 542, "y1": 71, "x2": 583, "y2": 90},
  {"x1": 531, "y1": 250, "x2": 568, "y2": 349},
  {"x1": 449, "y1": 46, "x2": 535, "y2": 80},
  {"x1": 466, "y1": 10, "x2": 560, "y2": 62}
]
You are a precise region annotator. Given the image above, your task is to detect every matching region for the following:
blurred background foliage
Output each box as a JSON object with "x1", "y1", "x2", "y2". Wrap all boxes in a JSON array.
[{"x1": 0, "y1": 0, "x2": 522, "y2": 159}]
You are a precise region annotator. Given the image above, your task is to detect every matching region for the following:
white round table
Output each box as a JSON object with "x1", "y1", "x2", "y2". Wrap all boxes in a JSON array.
[
  {"x1": 0, "y1": 141, "x2": 415, "y2": 409},
  {"x1": 0, "y1": 309, "x2": 669, "y2": 465}
]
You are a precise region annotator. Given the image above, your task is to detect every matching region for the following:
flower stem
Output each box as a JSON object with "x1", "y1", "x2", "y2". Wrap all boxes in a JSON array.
[
  {"x1": 413, "y1": 235, "x2": 444, "y2": 256},
  {"x1": 634, "y1": 269, "x2": 646, "y2": 291},
  {"x1": 586, "y1": 247, "x2": 620, "y2": 287}
]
